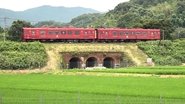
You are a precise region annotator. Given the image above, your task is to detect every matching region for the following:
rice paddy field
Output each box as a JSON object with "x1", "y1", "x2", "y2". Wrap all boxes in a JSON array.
[
  {"x1": 1, "y1": 66, "x2": 185, "y2": 104},
  {"x1": 66, "y1": 66, "x2": 185, "y2": 75}
]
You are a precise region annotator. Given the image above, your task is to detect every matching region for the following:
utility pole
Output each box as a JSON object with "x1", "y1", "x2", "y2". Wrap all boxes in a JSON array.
[{"x1": 162, "y1": 30, "x2": 165, "y2": 40}]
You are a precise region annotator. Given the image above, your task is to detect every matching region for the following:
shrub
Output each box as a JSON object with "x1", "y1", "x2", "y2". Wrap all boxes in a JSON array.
[
  {"x1": 137, "y1": 39, "x2": 185, "y2": 66},
  {"x1": 0, "y1": 41, "x2": 47, "y2": 70}
]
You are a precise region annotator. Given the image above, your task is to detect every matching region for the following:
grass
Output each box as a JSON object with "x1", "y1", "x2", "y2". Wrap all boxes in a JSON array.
[
  {"x1": 44, "y1": 43, "x2": 134, "y2": 52},
  {"x1": 0, "y1": 73, "x2": 185, "y2": 104},
  {"x1": 65, "y1": 66, "x2": 185, "y2": 75}
]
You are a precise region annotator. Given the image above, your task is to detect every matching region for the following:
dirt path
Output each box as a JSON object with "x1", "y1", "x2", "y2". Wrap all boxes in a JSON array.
[
  {"x1": 124, "y1": 45, "x2": 148, "y2": 66},
  {"x1": 42, "y1": 46, "x2": 60, "y2": 70}
]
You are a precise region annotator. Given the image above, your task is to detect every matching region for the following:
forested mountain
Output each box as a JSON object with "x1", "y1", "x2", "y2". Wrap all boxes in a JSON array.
[
  {"x1": 69, "y1": 13, "x2": 104, "y2": 27},
  {"x1": 70, "y1": 0, "x2": 185, "y2": 39}
]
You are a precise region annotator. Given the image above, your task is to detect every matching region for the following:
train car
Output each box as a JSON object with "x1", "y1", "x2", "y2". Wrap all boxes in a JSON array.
[
  {"x1": 22, "y1": 27, "x2": 160, "y2": 42},
  {"x1": 96, "y1": 28, "x2": 160, "y2": 41},
  {"x1": 22, "y1": 27, "x2": 97, "y2": 41},
  {"x1": 135, "y1": 29, "x2": 160, "y2": 40}
]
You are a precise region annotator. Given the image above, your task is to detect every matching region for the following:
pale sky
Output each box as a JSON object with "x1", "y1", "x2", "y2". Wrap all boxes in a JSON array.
[{"x1": 0, "y1": 0, "x2": 129, "y2": 12}]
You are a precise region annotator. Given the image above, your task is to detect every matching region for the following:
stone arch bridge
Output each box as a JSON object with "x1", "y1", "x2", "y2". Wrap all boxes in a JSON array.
[{"x1": 61, "y1": 52, "x2": 123, "y2": 69}]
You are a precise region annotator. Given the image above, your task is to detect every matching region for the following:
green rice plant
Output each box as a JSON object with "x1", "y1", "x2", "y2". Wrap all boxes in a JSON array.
[
  {"x1": 65, "y1": 66, "x2": 185, "y2": 75},
  {"x1": 0, "y1": 74, "x2": 185, "y2": 104}
]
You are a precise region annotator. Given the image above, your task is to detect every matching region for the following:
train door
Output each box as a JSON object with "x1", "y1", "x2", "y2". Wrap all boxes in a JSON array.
[
  {"x1": 29, "y1": 29, "x2": 36, "y2": 40},
  {"x1": 151, "y1": 30, "x2": 160, "y2": 40},
  {"x1": 95, "y1": 29, "x2": 98, "y2": 40},
  {"x1": 22, "y1": 28, "x2": 30, "y2": 41},
  {"x1": 97, "y1": 29, "x2": 104, "y2": 40},
  {"x1": 149, "y1": 31, "x2": 155, "y2": 39}
]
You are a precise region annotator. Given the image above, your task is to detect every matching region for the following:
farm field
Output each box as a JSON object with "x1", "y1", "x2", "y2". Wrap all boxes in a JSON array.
[
  {"x1": 65, "y1": 66, "x2": 185, "y2": 75},
  {"x1": 1, "y1": 67, "x2": 185, "y2": 104}
]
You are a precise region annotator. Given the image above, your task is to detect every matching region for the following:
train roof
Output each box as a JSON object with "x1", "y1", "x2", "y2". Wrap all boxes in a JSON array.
[
  {"x1": 23, "y1": 27, "x2": 160, "y2": 31},
  {"x1": 23, "y1": 27, "x2": 95, "y2": 30},
  {"x1": 97, "y1": 28, "x2": 160, "y2": 30}
]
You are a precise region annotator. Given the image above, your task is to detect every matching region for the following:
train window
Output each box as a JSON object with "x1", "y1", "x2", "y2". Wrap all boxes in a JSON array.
[
  {"x1": 49, "y1": 31, "x2": 58, "y2": 35},
  {"x1": 49, "y1": 31, "x2": 51, "y2": 35},
  {"x1": 68, "y1": 31, "x2": 72, "y2": 35},
  {"x1": 120, "y1": 32, "x2": 124, "y2": 36},
  {"x1": 143, "y1": 32, "x2": 147, "y2": 35},
  {"x1": 105, "y1": 31, "x2": 108, "y2": 35},
  {"x1": 75, "y1": 31, "x2": 80, "y2": 35},
  {"x1": 55, "y1": 31, "x2": 59, "y2": 35},
  {"x1": 154, "y1": 32, "x2": 157, "y2": 35},
  {"x1": 61, "y1": 31, "x2": 66, "y2": 35},
  {"x1": 84, "y1": 31, "x2": 88, "y2": 35},
  {"x1": 40, "y1": 30, "x2": 45, "y2": 35},
  {"x1": 151, "y1": 32, "x2": 154, "y2": 35},
  {"x1": 126, "y1": 32, "x2": 129, "y2": 35},
  {"x1": 49, "y1": 31, "x2": 53, "y2": 35},
  {"x1": 136, "y1": 32, "x2": 140, "y2": 35},
  {"x1": 113, "y1": 31, "x2": 117, "y2": 36}
]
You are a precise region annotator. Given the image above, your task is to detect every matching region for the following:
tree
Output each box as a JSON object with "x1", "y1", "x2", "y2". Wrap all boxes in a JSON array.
[
  {"x1": 0, "y1": 26, "x2": 4, "y2": 33},
  {"x1": 130, "y1": 0, "x2": 168, "y2": 7},
  {"x1": 34, "y1": 21, "x2": 64, "y2": 27},
  {"x1": 117, "y1": 12, "x2": 143, "y2": 28},
  {"x1": 111, "y1": 2, "x2": 132, "y2": 15},
  {"x1": 117, "y1": 6, "x2": 148, "y2": 28},
  {"x1": 8, "y1": 20, "x2": 32, "y2": 41},
  {"x1": 171, "y1": 27, "x2": 185, "y2": 39},
  {"x1": 142, "y1": 18, "x2": 175, "y2": 39},
  {"x1": 0, "y1": 26, "x2": 4, "y2": 41},
  {"x1": 70, "y1": 13, "x2": 104, "y2": 27},
  {"x1": 176, "y1": 0, "x2": 185, "y2": 14}
]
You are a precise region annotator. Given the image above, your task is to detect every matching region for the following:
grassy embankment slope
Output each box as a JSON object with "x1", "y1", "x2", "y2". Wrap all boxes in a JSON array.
[
  {"x1": 0, "y1": 41, "x2": 47, "y2": 70},
  {"x1": 138, "y1": 40, "x2": 185, "y2": 66}
]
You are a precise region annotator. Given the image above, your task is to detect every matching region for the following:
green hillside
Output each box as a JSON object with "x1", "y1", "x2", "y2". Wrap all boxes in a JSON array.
[
  {"x1": 69, "y1": 13, "x2": 104, "y2": 27},
  {"x1": 70, "y1": 0, "x2": 185, "y2": 40}
]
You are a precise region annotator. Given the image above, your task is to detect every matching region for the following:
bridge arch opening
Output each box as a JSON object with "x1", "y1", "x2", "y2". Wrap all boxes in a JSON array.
[
  {"x1": 69, "y1": 57, "x2": 81, "y2": 69},
  {"x1": 103, "y1": 57, "x2": 114, "y2": 68},
  {"x1": 86, "y1": 57, "x2": 98, "y2": 67}
]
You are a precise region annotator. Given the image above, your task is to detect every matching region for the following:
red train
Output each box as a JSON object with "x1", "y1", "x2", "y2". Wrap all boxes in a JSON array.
[{"x1": 22, "y1": 27, "x2": 160, "y2": 42}]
